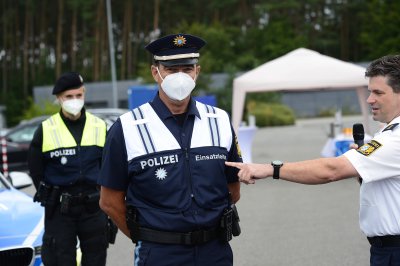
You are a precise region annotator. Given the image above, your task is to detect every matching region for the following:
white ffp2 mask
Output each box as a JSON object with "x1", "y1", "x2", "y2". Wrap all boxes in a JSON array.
[
  {"x1": 61, "y1": 99, "x2": 84, "y2": 116},
  {"x1": 158, "y1": 69, "x2": 196, "y2": 101}
]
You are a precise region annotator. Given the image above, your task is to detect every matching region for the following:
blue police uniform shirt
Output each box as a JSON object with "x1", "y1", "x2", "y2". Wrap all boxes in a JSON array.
[{"x1": 99, "y1": 94, "x2": 241, "y2": 232}]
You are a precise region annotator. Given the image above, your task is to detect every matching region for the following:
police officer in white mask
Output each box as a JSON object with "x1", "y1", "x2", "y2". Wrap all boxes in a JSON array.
[
  {"x1": 28, "y1": 72, "x2": 110, "y2": 266},
  {"x1": 99, "y1": 34, "x2": 242, "y2": 266}
]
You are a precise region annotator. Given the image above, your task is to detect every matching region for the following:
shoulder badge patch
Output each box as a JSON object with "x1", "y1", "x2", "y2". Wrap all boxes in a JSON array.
[
  {"x1": 383, "y1": 123, "x2": 399, "y2": 132},
  {"x1": 356, "y1": 140, "x2": 382, "y2": 156}
]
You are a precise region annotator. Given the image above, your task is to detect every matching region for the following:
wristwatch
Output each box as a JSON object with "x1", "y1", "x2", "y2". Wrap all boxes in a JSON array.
[{"x1": 271, "y1": 160, "x2": 284, "y2": 179}]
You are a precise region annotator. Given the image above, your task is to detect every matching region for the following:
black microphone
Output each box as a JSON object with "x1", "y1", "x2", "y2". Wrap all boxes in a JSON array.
[{"x1": 352, "y1": 123, "x2": 365, "y2": 147}]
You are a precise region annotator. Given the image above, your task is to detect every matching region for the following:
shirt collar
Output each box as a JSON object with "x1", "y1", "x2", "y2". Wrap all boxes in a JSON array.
[
  {"x1": 150, "y1": 93, "x2": 201, "y2": 120},
  {"x1": 390, "y1": 116, "x2": 400, "y2": 124}
]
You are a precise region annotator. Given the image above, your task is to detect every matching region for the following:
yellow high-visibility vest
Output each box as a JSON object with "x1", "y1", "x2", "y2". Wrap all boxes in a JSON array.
[{"x1": 42, "y1": 112, "x2": 106, "y2": 152}]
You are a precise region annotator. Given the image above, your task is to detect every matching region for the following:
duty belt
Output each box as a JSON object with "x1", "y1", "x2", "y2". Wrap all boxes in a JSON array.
[
  {"x1": 61, "y1": 192, "x2": 99, "y2": 204},
  {"x1": 367, "y1": 235, "x2": 400, "y2": 247},
  {"x1": 127, "y1": 206, "x2": 219, "y2": 245},
  {"x1": 134, "y1": 226, "x2": 219, "y2": 245}
]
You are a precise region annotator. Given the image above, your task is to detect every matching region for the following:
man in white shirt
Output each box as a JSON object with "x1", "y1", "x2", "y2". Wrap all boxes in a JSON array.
[{"x1": 226, "y1": 54, "x2": 400, "y2": 266}]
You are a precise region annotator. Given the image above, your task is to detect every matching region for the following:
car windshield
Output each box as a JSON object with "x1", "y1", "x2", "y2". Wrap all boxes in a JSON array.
[{"x1": 7, "y1": 125, "x2": 38, "y2": 143}]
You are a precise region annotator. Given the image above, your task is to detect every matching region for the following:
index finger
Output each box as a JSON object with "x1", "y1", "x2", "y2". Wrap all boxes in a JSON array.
[{"x1": 225, "y1": 161, "x2": 243, "y2": 169}]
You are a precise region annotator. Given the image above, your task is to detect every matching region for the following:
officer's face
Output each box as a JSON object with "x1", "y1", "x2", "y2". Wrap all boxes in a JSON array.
[
  {"x1": 367, "y1": 76, "x2": 400, "y2": 123},
  {"x1": 57, "y1": 86, "x2": 85, "y2": 102},
  {"x1": 151, "y1": 64, "x2": 200, "y2": 84}
]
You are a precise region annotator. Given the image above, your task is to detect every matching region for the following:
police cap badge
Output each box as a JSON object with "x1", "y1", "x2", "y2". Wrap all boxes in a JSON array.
[{"x1": 145, "y1": 33, "x2": 206, "y2": 66}]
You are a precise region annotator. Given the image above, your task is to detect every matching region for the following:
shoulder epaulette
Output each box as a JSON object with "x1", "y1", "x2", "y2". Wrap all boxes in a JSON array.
[{"x1": 383, "y1": 123, "x2": 399, "y2": 132}]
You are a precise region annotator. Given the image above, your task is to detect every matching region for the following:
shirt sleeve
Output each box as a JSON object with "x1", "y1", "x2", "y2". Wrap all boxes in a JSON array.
[
  {"x1": 28, "y1": 125, "x2": 44, "y2": 189},
  {"x1": 98, "y1": 119, "x2": 130, "y2": 190},
  {"x1": 344, "y1": 129, "x2": 400, "y2": 183},
  {"x1": 225, "y1": 125, "x2": 243, "y2": 183}
]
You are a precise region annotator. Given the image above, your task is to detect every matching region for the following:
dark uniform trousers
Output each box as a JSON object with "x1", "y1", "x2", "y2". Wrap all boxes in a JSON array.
[
  {"x1": 41, "y1": 204, "x2": 108, "y2": 266},
  {"x1": 370, "y1": 246, "x2": 400, "y2": 266},
  {"x1": 134, "y1": 239, "x2": 233, "y2": 266}
]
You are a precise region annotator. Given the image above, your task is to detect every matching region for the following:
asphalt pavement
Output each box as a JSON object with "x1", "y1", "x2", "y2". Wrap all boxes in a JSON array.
[{"x1": 24, "y1": 115, "x2": 380, "y2": 265}]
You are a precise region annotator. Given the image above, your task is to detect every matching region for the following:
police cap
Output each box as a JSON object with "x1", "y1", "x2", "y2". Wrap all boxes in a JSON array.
[
  {"x1": 52, "y1": 72, "x2": 84, "y2": 95},
  {"x1": 145, "y1": 33, "x2": 206, "y2": 66}
]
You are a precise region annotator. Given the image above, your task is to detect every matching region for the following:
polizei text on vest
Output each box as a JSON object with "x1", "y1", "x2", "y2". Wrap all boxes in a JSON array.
[
  {"x1": 140, "y1": 154, "x2": 179, "y2": 169},
  {"x1": 50, "y1": 148, "x2": 77, "y2": 158}
]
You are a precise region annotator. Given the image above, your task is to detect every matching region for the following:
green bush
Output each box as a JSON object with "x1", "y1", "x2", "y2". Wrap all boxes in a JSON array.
[
  {"x1": 4, "y1": 93, "x2": 26, "y2": 127},
  {"x1": 247, "y1": 101, "x2": 295, "y2": 127},
  {"x1": 317, "y1": 108, "x2": 336, "y2": 117},
  {"x1": 22, "y1": 98, "x2": 60, "y2": 120}
]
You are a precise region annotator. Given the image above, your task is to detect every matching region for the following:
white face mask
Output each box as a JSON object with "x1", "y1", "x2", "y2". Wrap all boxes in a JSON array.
[
  {"x1": 60, "y1": 98, "x2": 84, "y2": 116},
  {"x1": 157, "y1": 68, "x2": 196, "y2": 101}
]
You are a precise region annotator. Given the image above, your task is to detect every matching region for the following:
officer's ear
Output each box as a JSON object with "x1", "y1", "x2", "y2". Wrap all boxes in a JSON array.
[
  {"x1": 151, "y1": 64, "x2": 162, "y2": 83},
  {"x1": 195, "y1": 65, "x2": 201, "y2": 78},
  {"x1": 55, "y1": 95, "x2": 62, "y2": 105}
]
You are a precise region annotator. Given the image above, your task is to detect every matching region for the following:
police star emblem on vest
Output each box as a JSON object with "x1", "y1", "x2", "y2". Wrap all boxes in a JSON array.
[
  {"x1": 60, "y1": 156, "x2": 68, "y2": 165},
  {"x1": 155, "y1": 168, "x2": 167, "y2": 180}
]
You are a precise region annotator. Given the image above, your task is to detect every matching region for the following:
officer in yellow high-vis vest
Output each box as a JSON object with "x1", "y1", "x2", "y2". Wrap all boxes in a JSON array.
[{"x1": 28, "y1": 72, "x2": 109, "y2": 266}]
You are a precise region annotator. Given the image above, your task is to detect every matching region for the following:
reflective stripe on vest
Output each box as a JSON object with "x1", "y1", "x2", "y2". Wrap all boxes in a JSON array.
[
  {"x1": 120, "y1": 101, "x2": 232, "y2": 161},
  {"x1": 204, "y1": 104, "x2": 220, "y2": 147},
  {"x1": 131, "y1": 107, "x2": 156, "y2": 154},
  {"x1": 42, "y1": 112, "x2": 106, "y2": 152}
]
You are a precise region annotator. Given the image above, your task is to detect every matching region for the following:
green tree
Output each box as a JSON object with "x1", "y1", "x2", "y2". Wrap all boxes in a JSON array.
[
  {"x1": 1, "y1": 0, "x2": 398, "y2": 126},
  {"x1": 359, "y1": 0, "x2": 400, "y2": 60}
]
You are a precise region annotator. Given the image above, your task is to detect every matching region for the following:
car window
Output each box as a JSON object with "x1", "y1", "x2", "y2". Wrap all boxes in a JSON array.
[{"x1": 7, "y1": 125, "x2": 38, "y2": 143}]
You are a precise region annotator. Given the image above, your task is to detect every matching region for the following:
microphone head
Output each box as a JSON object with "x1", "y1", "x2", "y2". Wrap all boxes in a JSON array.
[{"x1": 352, "y1": 123, "x2": 365, "y2": 141}]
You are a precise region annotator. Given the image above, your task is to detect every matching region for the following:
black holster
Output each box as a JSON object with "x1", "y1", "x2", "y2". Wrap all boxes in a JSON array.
[
  {"x1": 126, "y1": 206, "x2": 140, "y2": 244},
  {"x1": 33, "y1": 181, "x2": 52, "y2": 206},
  {"x1": 231, "y1": 203, "x2": 241, "y2": 237},
  {"x1": 46, "y1": 186, "x2": 61, "y2": 219},
  {"x1": 219, "y1": 196, "x2": 241, "y2": 242},
  {"x1": 34, "y1": 182, "x2": 61, "y2": 219},
  {"x1": 219, "y1": 208, "x2": 234, "y2": 242},
  {"x1": 107, "y1": 217, "x2": 118, "y2": 244}
]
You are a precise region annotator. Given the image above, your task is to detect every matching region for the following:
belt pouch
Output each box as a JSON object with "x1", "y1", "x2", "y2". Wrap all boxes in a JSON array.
[{"x1": 219, "y1": 208, "x2": 233, "y2": 242}]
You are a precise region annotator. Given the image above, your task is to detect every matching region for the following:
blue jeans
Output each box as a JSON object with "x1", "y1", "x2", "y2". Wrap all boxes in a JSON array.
[{"x1": 370, "y1": 246, "x2": 400, "y2": 266}]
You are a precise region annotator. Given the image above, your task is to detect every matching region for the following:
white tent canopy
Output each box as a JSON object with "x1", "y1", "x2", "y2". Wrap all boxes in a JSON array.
[{"x1": 232, "y1": 48, "x2": 370, "y2": 133}]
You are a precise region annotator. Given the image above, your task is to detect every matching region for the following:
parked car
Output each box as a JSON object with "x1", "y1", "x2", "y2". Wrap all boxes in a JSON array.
[
  {"x1": 88, "y1": 108, "x2": 128, "y2": 129},
  {"x1": 0, "y1": 108, "x2": 128, "y2": 172},
  {"x1": 0, "y1": 171, "x2": 44, "y2": 265},
  {"x1": 0, "y1": 171, "x2": 82, "y2": 266}
]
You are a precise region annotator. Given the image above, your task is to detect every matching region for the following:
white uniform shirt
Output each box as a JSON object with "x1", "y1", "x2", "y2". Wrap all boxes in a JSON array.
[{"x1": 344, "y1": 116, "x2": 400, "y2": 237}]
